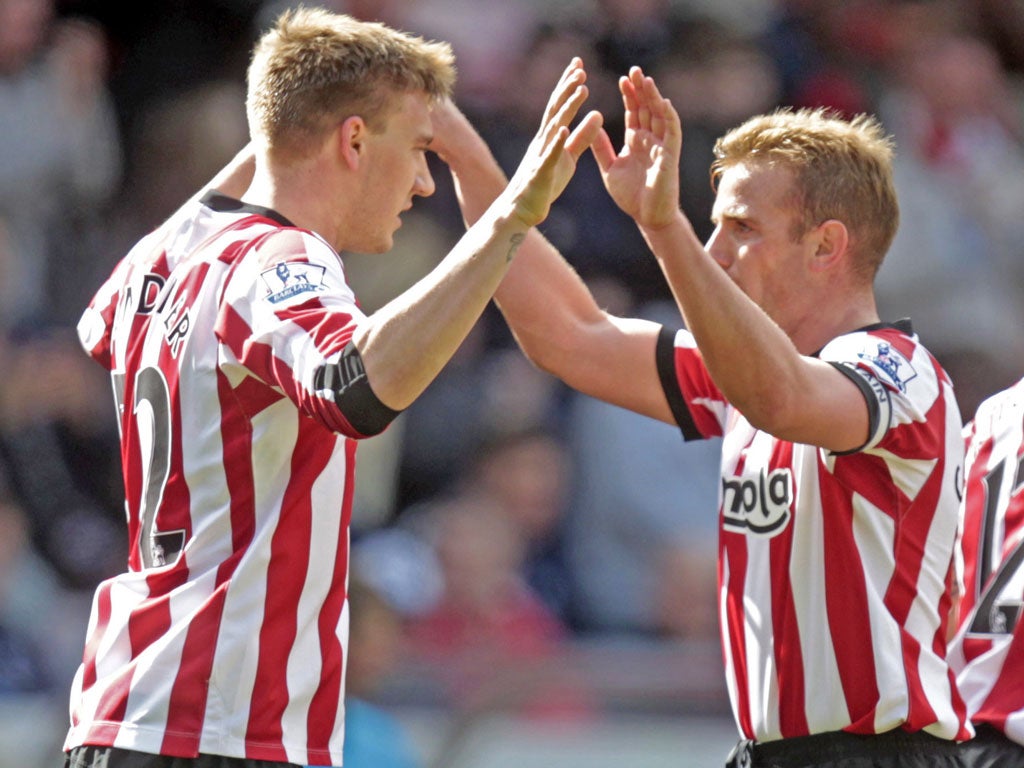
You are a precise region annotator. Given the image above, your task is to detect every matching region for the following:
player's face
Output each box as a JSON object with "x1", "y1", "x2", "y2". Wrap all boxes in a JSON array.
[
  {"x1": 350, "y1": 90, "x2": 436, "y2": 253},
  {"x1": 706, "y1": 162, "x2": 818, "y2": 333}
]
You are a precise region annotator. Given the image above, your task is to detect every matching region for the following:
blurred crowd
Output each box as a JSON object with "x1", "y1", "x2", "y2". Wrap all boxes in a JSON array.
[{"x1": 4, "y1": 0, "x2": 1024, "y2": 761}]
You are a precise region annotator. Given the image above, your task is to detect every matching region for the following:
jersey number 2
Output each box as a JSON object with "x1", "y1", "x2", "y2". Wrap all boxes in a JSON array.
[{"x1": 114, "y1": 367, "x2": 185, "y2": 569}]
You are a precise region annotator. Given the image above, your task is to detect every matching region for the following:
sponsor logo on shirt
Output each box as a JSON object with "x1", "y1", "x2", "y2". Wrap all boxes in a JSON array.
[
  {"x1": 261, "y1": 261, "x2": 326, "y2": 304},
  {"x1": 722, "y1": 467, "x2": 793, "y2": 536},
  {"x1": 859, "y1": 341, "x2": 916, "y2": 393}
]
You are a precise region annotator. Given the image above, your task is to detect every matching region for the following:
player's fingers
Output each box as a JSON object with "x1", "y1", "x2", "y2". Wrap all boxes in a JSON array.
[
  {"x1": 556, "y1": 82, "x2": 589, "y2": 129},
  {"x1": 620, "y1": 75, "x2": 639, "y2": 132},
  {"x1": 565, "y1": 109, "x2": 604, "y2": 161},
  {"x1": 630, "y1": 67, "x2": 652, "y2": 133},
  {"x1": 589, "y1": 125, "x2": 617, "y2": 173},
  {"x1": 663, "y1": 98, "x2": 682, "y2": 150},
  {"x1": 542, "y1": 59, "x2": 586, "y2": 125},
  {"x1": 537, "y1": 124, "x2": 571, "y2": 178}
]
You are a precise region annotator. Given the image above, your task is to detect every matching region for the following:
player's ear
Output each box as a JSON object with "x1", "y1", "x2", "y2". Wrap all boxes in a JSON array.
[
  {"x1": 809, "y1": 219, "x2": 848, "y2": 272},
  {"x1": 339, "y1": 115, "x2": 366, "y2": 170}
]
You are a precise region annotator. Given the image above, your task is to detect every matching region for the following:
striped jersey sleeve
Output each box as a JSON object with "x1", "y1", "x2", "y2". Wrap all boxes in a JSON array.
[{"x1": 948, "y1": 377, "x2": 1024, "y2": 745}]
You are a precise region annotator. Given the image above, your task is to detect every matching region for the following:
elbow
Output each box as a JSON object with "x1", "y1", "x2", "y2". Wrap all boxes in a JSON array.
[
  {"x1": 509, "y1": 323, "x2": 577, "y2": 383},
  {"x1": 732, "y1": 385, "x2": 803, "y2": 438}
]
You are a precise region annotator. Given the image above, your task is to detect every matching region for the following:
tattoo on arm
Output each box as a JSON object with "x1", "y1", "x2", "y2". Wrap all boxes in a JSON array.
[{"x1": 506, "y1": 233, "x2": 525, "y2": 263}]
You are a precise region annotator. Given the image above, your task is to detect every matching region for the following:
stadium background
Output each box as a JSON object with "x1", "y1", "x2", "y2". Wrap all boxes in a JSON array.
[{"x1": 1, "y1": 0, "x2": 1023, "y2": 765}]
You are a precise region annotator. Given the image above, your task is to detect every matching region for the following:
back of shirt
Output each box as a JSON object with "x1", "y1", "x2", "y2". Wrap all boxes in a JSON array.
[
  {"x1": 69, "y1": 193, "x2": 369, "y2": 765},
  {"x1": 949, "y1": 377, "x2": 1024, "y2": 745}
]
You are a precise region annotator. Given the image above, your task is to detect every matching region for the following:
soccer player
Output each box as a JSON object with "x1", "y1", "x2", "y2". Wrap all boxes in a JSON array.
[
  {"x1": 63, "y1": 9, "x2": 601, "y2": 768},
  {"x1": 430, "y1": 68, "x2": 971, "y2": 765},
  {"x1": 948, "y1": 378, "x2": 1024, "y2": 766}
]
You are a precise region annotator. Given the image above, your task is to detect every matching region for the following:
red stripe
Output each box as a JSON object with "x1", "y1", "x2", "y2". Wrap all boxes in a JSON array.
[
  {"x1": 820, "y1": 461, "x2": 878, "y2": 732},
  {"x1": 74, "y1": 580, "x2": 114, "y2": 727},
  {"x1": 957, "y1": 429, "x2": 992, "y2": 620},
  {"x1": 88, "y1": 593, "x2": 174, "y2": 729},
  {"x1": 216, "y1": 304, "x2": 303, "y2": 407},
  {"x1": 891, "y1": 390, "x2": 947, "y2": 729},
  {"x1": 723, "y1": 537, "x2": 753, "y2": 737},
  {"x1": 306, "y1": 437, "x2": 356, "y2": 760},
  {"x1": 723, "y1": 441, "x2": 753, "y2": 737},
  {"x1": 160, "y1": 366, "x2": 258, "y2": 755},
  {"x1": 674, "y1": 345, "x2": 726, "y2": 437},
  {"x1": 975, "y1": 633, "x2": 1024, "y2": 729},
  {"x1": 217, "y1": 303, "x2": 364, "y2": 437},
  {"x1": 768, "y1": 443, "x2": 809, "y2": 737},
  {"x1": 231, "y1": 374, "x2": 286, "y2": 418},
  {"x1": 274, "y1": 299, "x2": 355, "y2": 358},
  {"x1": 246, "y1": 416, "x2": 337, "y2": 759},
  {"x1": 160, "y1": 585, "x2": 228, "y2": 756}
]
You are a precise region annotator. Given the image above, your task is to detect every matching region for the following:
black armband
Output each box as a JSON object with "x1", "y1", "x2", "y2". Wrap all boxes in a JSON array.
[
  {"x1": 655, "y1": 326, "x2": 702, "y2": 441},
  {"x1": 313, "y1": 343, "x2": 401, "y2": 437},
  {"x1": 827, "y1": 361, "x2": 891, "y2": 455}
]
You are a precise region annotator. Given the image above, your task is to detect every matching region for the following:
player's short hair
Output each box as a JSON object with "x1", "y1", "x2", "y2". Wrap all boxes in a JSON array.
[
  {"x1": 711, "y1": 107, "x2": 898, "y2": 281},
  {"x1": 246, "y1": 6, "x2": 455, "y2": 159}
]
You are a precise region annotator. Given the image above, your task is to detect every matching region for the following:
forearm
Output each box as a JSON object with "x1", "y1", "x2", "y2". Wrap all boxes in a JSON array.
[
  {"x1": 641, "y1": 215, "x2": 806, "y2": 421},
  {"x1": 437, "y1": 117, "x2": 604, "y2": 371},
  {"x1": 353, "y1": 205, "x2": 528, "y2": 410}
]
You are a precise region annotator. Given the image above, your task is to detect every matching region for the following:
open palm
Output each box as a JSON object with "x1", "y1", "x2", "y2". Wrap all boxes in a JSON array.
[
  {"x1": 504, "y1": 58, "x2": 604, "y2": 228},
  {"x1": 592, "y1": 67, "x2": 682, "y2": 231}
]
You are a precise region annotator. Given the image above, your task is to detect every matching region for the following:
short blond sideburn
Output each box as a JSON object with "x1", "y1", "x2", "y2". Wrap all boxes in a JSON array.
[
  {"x1": 246, "y1": 6, "x2": 456, "y2": 158},
  {"x1": 711, "y1": 107, "x2": 899, "y2": 281}
]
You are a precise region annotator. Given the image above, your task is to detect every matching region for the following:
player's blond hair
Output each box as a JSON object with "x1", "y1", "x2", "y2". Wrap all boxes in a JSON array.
[
  {"x1": 246, "y1": 6, "x2": 455, "y2": 158},
  {"x1": 711, "y1": 107, "x2": 898, "y2": 280}
]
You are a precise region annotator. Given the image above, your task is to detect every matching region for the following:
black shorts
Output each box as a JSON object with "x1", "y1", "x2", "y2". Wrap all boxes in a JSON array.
[
  {"x1": 956, "y1": 724, "x2": 1024, "y2": 768},
  {"x1": 725, "y1": 727, "x2": 964, "y2": 768},
  {"x1": 63, "y1": 746, "x2": 302, "y2": 768}
]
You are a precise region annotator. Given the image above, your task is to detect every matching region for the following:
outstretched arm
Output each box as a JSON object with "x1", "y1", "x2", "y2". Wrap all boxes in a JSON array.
[
  {"x1": 430, "y1": 64, "x2": 675, "y2": 424},
  {"x1": 591, "y1": 68, "x2": 870, "y2": 451},
  {"x1": 351, "y1": 60, "x2": 600, "y2": 410}
]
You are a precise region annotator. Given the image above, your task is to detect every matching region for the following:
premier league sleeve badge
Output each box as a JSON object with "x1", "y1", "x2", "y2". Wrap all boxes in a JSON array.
[{"x1": 260, "y1": 261, "x2": 327, "y2": 304}]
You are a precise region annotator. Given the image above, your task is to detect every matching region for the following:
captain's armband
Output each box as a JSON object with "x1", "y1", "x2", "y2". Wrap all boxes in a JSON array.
[{"x1": 313, "y1": 343, "x2": 401, "y2": 436}]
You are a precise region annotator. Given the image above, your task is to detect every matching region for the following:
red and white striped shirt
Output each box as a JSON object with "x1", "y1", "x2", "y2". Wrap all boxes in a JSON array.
[
  {"x1": 656, "y1": 321, "x2": 971, "y2": 743},
  {"x1": 948, "y1": 377, "x2": 1024, "y2": 745},
  {"x1": 68, "y1": 192, "x2": 374, "y2": 765}
]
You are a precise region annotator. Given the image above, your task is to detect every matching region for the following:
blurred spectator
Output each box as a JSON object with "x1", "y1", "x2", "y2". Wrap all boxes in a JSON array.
[
  {"x1": 0, "y1": 326, "x2": 124, "y2": 589},
  {"x1": 401, "y1": 0, "x2": 540, "y2": 114},
  {"x1": 393, "y1": 325, "x2": 494, "y2": 509},
  {"x1": 474, "y1": 18, "x2": 661, "y2": 303},
  {"x1": 874, "y1": 20, "x2": 1024, "y2": 416},
  {"x1": 92, "y1": 78, "x2": 249, "y2": 279},
  {"x1": 0, "y1": 464, "x2": 92, "y2": 764},
  {"x1": 0, "y1": 0, "x2": 121, "y2": 329},
  {"x1": 0, "y1": 480, "x2": 54, "y2": 695},
  {"x1": 591, "y1": 0, "x2": 689, "y2": 78},
  {"x1": 652, "y1": 15, "x2": 782, "y2": 243},
  {"x1": 404, "y1": 492, "x2": 591, "y2": 718},
  {"x1": 395, "y1": 328, "x2": 565, "y2": 510},
  {"x1": 973, "y1": 0, "x2": 1024, "y2": 75},
  {"x1": 458, "y1": 427, "x2": 575, "y2": 622},
  {"x1": 564, "y1": 300, "x2": 721, "y2": 641},
  {"x1": 762, "y1": 0, "x2": 880, "y2": 116},
  {"x1": 83, "y1": 0, "x2": 256, "y2": 161},
  {"x1": 333, "y1": 575, "x2": 424, "y2": 768}
]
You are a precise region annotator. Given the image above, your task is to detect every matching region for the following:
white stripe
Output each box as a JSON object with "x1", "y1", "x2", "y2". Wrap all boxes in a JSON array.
[{"x1": 791, "y1": 450, "x2": 845, "y2": 734}]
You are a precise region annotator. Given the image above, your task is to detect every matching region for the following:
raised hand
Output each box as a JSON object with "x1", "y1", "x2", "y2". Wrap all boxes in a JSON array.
[
  {"x1": 500, "y1": 58, "x2": 604, "y2": 228},
  {"x1": 591, "y1": 66, "x2": 682, "y2": 231}
]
